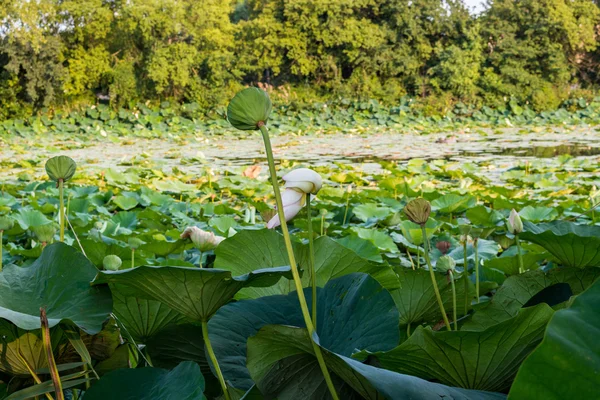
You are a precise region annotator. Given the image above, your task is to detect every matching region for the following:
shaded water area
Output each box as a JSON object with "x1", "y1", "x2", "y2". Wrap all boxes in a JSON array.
[{"x1": 1, "y1": 125, "x2": 600, "y2": 182}]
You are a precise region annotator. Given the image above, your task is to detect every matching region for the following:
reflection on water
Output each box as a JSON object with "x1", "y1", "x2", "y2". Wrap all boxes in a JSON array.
[{"x1": 461, "y1": 144, "x2": 600, "y2": 158}]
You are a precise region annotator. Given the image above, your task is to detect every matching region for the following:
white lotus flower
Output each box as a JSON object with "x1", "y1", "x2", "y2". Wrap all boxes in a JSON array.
[
  {"x1": 267, "y1": 189, "x2": 306, "y2": 229},
  {"x1": 507, "y1": 209, "x2": 523, "y2": 235},
  {"x1": 282, "y1": 168, "x2": 322, "y2": 195},
  {"x1": 181, "y1": 226, "x2": 225, "y2": 251}
]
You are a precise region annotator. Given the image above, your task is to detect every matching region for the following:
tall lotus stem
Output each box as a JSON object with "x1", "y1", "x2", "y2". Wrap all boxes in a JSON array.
[
  {"x1": 0, "y1": 230, "x2": 3, "y2": 272},
  {"x1": 449, "y1": 271, "x2": 457, "y2": 331},
  {"x1": 462, "y1": 238, "x2": 469, "y2": 315},
  {"x1": 202, "y1": 320, "x2": 231, "y2": 400},
  {"x1": 515, "y1": 236, "x2": 524, "y2": 274},
  {"x1": 59, "y1": 179, "x2": 65, "y2": 242},
  {"x1": 421, "y1": 226, "x2": 451, "y2": 331},
  {"x1": 306, "y1": 195, "x2": 318, "y2": 328},
  {"x1": 342, "y1": 184, "x2": 352, "y2": 225},
  {"x1": 41, "y1": 308, "x2": 64, "y2": 400},
  {"x1": 474, "y1": 237, "x2": 480, "y2": 303},
  {"x1": 259, "y1": 124, "x2": 339, "y2": 399}
]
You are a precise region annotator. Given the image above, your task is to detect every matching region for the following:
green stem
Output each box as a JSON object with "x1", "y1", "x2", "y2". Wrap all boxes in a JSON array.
[
  {"x1": 306, "y1": 195, "x2": 318, "y2": 328},
  {"x1": 259, "y1": 125, "x2": 339, "y2": 400},
  {"x1": 131, "y1": 249, "x2": 135, "y2": 269},
  {"x1": 0, "y1": 230, "x2": 3, "y2": 272},
  {"x1": 421, "y1": 225, "x2": 451, "y2": 331},
  {"x1": 199, "y1": 251, "x2": 203, "y2": 268},
  {"x1": 202, "y1": 320, "x2": 231, "y2": 400},
  {"x1": 407, "y1": 322, "x2": 411, "y2": 337},
  {"x1": 474, "y1": 238, "x2": 480, "y2": 303},
  {"x1": 463, "y1": 240, "x2": 469, "y2": 315},
  {"x1": 449, "y1": 271, "x2": 457, "y2": 331},
  {"x1": 342, "y1": 187, "x2": 351, "y2": 225},
  {"x1": 59, "y1": 179, "x2": 65, "y2": 242},
  {"x1": 515, "y1": 235, "x2": 524, "y2": 274}
]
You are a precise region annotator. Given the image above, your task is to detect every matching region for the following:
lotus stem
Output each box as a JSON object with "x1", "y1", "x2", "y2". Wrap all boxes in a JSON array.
[
  {"x1": 342, "y1": 186, "x2": 351, "y2": 225},
  {"x1": 0, "y1": 230, "x2": 3, "y2": 272},
  {"x1": 421, "y1": 225, "x2": 451, "y2": 331},
  {"x1": 463, "y1": 240, "x2": 469, "y2": 315},
  {"x1": 474, "y1": 238, "x2": 480, "y2": 303},
  {"x1": 202, "y1": 320, "x2": 231, "y2": 400},
  {"x1": 515, "y1": 235, "x2": 524, "y2": 274},
  {"x1": 131, "y1": 248, "x2": 135, "y2": 269},
  {"x1": 259, "y1": 124, "x2": 339, "y2": 400},
  {"x1": 198, "y1": 251, "x2": 203, "y2": 268},
  {"x1": 16, "y1": 350, "x2": 53, "y2": 400},
  {"x1": 407, "y1": 322, "x2": 411, "y2": 337},
  {"x1": 41, "y1": 308, "x2": 64, "y2": 400},
  {"x1": 306, "y1": 195, "x2": 318, "y2": 328},
  {"x1": 449, "y1": 271, "x2": 457, "y2": 331},
  {"x1": 59, "y1": 179, "x2": 65, "y2": 242}
]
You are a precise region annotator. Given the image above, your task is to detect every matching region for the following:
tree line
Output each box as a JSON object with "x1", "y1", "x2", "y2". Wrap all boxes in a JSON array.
[{"x1": 1, "y1": 0, "x2": 599, "y2": 119}]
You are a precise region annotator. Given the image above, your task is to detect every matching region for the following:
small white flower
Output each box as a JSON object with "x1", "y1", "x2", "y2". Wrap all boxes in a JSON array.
[
  {"x1": 282, "y1": 168, "x2": 322, "y2": 195},
  {"x1": 507, "y1": 209, "x2": 523, "y2": 235},
  {"x1": 181, "y1": 227, "x2": 225, "y2": 251},
  {"x1": 267, "y1": 189, "x2": 306, "y2": 229}
]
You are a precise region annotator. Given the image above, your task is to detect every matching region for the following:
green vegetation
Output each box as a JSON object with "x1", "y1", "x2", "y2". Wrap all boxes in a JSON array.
[
  {"x1": 0, "y1": 88, "x2": 598, "y2": 398},
  {"x1": 2, "y1": 0, "x2": 600, "y2": 122}
]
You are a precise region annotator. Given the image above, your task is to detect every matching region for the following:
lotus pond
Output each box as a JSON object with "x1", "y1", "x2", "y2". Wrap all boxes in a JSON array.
[{"x1": 0, "y1": 89, "x2": 598, "y2": 399}]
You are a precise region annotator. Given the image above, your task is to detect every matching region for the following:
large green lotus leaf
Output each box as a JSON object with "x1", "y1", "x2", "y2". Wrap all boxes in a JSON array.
[
  {"x1": 368, "y1": 304, "x2": 552, "y2": 392},
  {"x1": 215, "y1": 230, "x2": 399, "y2": 299},
  {"x1": 431, "y1": 194, "x2": 476, "y2": 214},
  {"x1": 508, "y1": 279, "x2": 600, "y2": 399},
  {"x1": 209, "y1": 273, "x2": 399, "y2": 390},
  {"x1": 518, "y1": 206, "x2": 559, "y2": 222},
  {"x1": 82, "y1": 361, "x2": 205, "y2": 400},
  {"x1": 521, "y1": 221, "x2": 600, "y2": 267},
  {"x1": 334, "y1": 235, "x2": 383, "y2": 263},
  {"x1": 80, "y1": 239, "x2": 131, "y2": 267},
  {"x1": 484, "y1": 251, "x2": 545, "y2": 276},
  {"x1": 463, "y1": 267, "x2": 600, "y2": 331},
  {"x1": 0, "y1": 243, "x2": 112, "y2": 334},
  {"x1": 14, "y1": 209, "x2": 51, "y2": 230},
  {"x1": 110, "y1": 284, "x2": 185, "y2": 343},
  {"x1": 247, "y1": 325, "x2": 506, "y2": 400},
  {"x1": 392, "y1": 268, "x2": 474, "y2": 326},
  {"x1": 93, "y1": 265, "x2": 292, "y2": 321},
  {"x1": 145, "y1": 324, "x2": 208, "y2": 371},
  {"x1": 352, "y1": 203, "x2": 393, "y2": 222}
]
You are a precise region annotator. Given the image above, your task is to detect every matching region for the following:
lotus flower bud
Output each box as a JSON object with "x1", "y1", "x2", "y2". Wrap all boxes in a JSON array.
[
  {"x1": 282, "y1": 168, "x2": 322, "y2": 195},
  {"x1": 227, "y1": 87, "x2": 272, "y2": 131},
  {"x1": 180, "y1": 226, "x2": 225, "y2": 252},
  {"x1": 507, "y1": 209, "x2": 523, "y2": 235},
  {"x1": 32, "y1": 224, "x2": 57, "y2": 243},
  {"x1": 436, "y1": 255, "x2": 456, "y2": 273},
  {"x1": 45, "y1": 156, "x2": 77, "y2": 182},
  {"x1": 0, "y1": 216, "x2": 14, "y2": 232},
  {"x1": 404, "y1": 198, "x2": 431, "y2": 226},
  {"x1": 103, "y1": 255, "x2": 122, "y2": 271},
  {"x1": 436, "y1": 241, "x2": 451, "y2": 255}
]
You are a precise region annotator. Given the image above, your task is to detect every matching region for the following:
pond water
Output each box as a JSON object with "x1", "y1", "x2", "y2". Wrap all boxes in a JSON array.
[{"x1": 1, "y1": 125, "x2": 600, "y2": 182}]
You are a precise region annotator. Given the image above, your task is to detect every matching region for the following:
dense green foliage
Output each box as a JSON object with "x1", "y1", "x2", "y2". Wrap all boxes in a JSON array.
[{"x1": 2, "y1": 0, "x2": 600, "y2": 120}]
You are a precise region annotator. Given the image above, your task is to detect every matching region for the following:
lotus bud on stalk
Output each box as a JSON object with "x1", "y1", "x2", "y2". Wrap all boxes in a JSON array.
[
  {"x1": 0, "y1": 216, "x2": 14, "y2": 271},
  {"x1": 103, "y1": 255, "x2": 122, "y2": 271},
  {"x1": 227, "y1": 88, "x2": 339, "y2": 400},
  {"x1": 507, "y1": 209, "x2": 525, "y2": 274},
  {"x1": 437, "y1": 255, "x2": 458, "y2": 331},
  {"x1": 45, "y1": 155, "x2": 76, "y2": 243},
  {"x1": 459, "y1": 224, "x2": 472, "y2": 315},
  {"x1": 507, "y1": 209, "x2": 523, "y2": 234},
  {"x1": 33, "y1": 223, "x2": 57, "y2": 249},
  {"x1": 128, "y1": 238, "x2": 144, "y2": 269},
  {"x1": 404, "y1": 198, "x2": 451, "y2": 331}
]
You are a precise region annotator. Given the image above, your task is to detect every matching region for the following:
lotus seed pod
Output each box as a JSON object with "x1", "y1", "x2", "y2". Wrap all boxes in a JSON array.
[
  {"x1": 0, "y1": 216, "x2": 14, "y2": 231},
  {"x1": 436, "y1": 241, "x2": 451, "y2": 255},
  {"x1": 404, "y1": 198, "x2": 431, "y2": 225},
  {"x1": 45, "y1": 156, "x2": 77, "y2": 182},
  {"x1": 227, "y1": 87, "x2": 272, "y2": 131},
  {"x1": 103, "y1": 255, "x2": 122, "y2": 271},
  {"x1": 436, "y1": 255, "x2": 456, "y2": 273},
  {"x1": 128, "y1": 238, "x2": 144, "y2": 249},
  {"x1": 32, "y1": 224, "x2": 57, "y2": 243},
  {"x1": 507, "y1": 209, "x2": 523, "y2": 235}
]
